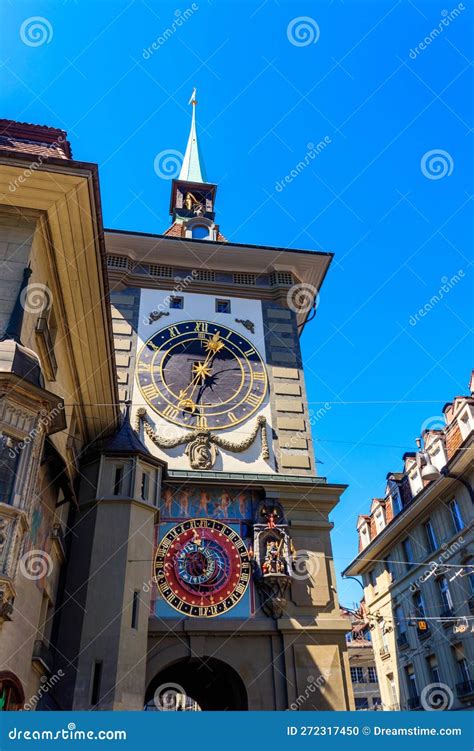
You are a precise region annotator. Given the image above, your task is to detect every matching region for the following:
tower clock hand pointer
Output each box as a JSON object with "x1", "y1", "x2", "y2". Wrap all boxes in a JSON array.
[{"x1": 177, "y1": 332, "x2": 223, "y2": 410}]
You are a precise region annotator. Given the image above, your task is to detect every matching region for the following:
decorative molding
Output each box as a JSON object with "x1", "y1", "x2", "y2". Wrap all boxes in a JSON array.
[
  {"x1": 136, "y1": 409, "x2": 269, "y2": 469},
  {"x1": 234, "y1": 318, "x2": 255, "y2": 334}
]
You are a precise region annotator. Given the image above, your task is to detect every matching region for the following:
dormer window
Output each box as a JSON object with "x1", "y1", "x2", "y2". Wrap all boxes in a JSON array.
[
  {"x1": 360, "y1": 523, "x2": 370, "y2": 549},
  {"x1": 191, "y1": 225, "x2": 210, "y2": 240},
  {"x1": 184, "y1": 217, "x2": 216, "y2": 241},
  {"x1": 375, "y1": 508, "x2": 385, "y2": 533}
]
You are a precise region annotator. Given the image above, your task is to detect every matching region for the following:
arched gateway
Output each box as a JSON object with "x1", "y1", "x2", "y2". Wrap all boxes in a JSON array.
[{"x1": 145, "y1": 657, "x2": 248, "y2": 711}]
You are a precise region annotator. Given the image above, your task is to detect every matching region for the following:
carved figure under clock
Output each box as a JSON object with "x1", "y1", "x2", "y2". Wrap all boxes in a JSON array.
[{"x1": 136, "y1": 320, "x2": 268, "y2": 430}]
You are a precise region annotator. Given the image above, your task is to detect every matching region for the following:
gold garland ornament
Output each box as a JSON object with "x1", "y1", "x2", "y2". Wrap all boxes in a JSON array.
[{"x1": 135, "y1": 408, "x2": 269, "y2": 469}]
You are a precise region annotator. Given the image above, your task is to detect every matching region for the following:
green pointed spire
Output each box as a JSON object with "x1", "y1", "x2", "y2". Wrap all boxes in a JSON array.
[{"x1": 179, "y1": 89, "x2": 206, "y2": 183}]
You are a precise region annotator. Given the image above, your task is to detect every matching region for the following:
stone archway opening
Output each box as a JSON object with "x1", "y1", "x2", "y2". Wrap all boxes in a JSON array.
[{"x1": 145, "y1": 656, "x2": 248, "y2": 711}]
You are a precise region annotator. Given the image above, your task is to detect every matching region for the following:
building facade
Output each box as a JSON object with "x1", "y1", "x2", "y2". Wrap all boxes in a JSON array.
[
  {"x1": 344, "y1": 374, "x2": 474, "y2": 711},
  {"x1": 0, "y1": 106, "x2": 353, "y2": 711}
]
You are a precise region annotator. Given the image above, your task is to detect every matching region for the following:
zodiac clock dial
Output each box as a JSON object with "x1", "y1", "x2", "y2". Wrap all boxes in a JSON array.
[
  {"x1": 136, "y1": 320, "x2": 267, "y2": 430},
  {"x1": 154, "y1": 519, "x2": 251, "y2": 617}
]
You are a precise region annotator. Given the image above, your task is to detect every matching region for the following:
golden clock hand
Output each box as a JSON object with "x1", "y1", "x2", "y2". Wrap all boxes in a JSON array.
[
  {"x1": 177, "y1": 333, "x2": 222, "y2": 409},
  {"x1": 179, "y1": 333, "x2": 222, "y2": 399}
]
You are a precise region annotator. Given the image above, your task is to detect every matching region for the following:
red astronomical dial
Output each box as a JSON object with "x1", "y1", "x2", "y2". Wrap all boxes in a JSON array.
[{"x1": 154, "y1": 518, "x2": 251, "y2": 618}]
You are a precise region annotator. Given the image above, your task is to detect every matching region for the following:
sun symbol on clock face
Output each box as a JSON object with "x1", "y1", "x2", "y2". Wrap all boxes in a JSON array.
[{"x1": 136, "y1": 320, "x2": 268, "y2": 431}]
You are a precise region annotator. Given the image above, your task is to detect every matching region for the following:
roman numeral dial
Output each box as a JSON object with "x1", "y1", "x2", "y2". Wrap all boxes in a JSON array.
[{"x1": 136, "y1": 320, "x2": 268, "y2": 430}]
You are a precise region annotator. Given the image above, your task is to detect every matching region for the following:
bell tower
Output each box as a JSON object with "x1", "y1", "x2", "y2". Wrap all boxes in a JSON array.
[
  {"x1": 103, "y1": 94, "x2": 354, "y2": 711},
  {"x1": 167, "y1": 90, "x2": 220, "y2": 242}
]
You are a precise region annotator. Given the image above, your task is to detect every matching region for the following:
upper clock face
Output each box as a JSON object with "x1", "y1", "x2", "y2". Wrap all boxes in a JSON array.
[
  {"x1": 154, "y1": 518, "x2": 251, "y2": 617},
  {"x1": 136, "y1": 320, "x2": 267, "y2": 430}
]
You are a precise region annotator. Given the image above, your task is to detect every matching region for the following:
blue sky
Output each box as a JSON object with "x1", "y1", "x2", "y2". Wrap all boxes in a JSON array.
[{"x1": 3, "y1": 0, "x2": 473, "y2": 605}]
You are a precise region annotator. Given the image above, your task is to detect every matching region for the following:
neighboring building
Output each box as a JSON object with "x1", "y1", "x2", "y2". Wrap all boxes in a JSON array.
[
  {"x1": 343, "y1": 604, "x2": 382, "y2": 711},
  {"x1": 344, "y1": 373, "x2": 474, "y2": 711},
  {"x1": 0, "y1": 121, "x2": 118, "y2": 709},
  {"x1": 0, "y1": 104, "x2": 354, "y2": 711}
]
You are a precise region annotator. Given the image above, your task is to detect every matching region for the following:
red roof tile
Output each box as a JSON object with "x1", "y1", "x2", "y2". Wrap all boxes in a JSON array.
[{"x1": 0, "y1": 119, "x2": 72, "y2": 159}]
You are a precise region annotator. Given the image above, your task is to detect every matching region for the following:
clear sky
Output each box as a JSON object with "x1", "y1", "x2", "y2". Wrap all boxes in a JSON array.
[{"x1": 2, "y1": 0, "x2": 473, "y2": 606}]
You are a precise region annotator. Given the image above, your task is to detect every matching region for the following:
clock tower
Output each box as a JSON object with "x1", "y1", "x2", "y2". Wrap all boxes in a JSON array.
[{"x1": 55, "y1": 96, "x2": 353, "y2": 711}]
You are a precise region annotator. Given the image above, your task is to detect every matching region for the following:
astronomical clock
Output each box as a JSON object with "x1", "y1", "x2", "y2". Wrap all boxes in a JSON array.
[
  {"x1": 131, "y1": 298, "x2": 295, "y2": 619},
  {"x1": 154, "y1": 518, "x2": 251, "y2": 618}
]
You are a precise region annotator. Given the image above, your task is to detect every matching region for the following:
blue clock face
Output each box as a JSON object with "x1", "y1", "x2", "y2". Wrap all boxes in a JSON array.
[{"x1": 136, "y1": 320, "x2": 267, "y2": 431}]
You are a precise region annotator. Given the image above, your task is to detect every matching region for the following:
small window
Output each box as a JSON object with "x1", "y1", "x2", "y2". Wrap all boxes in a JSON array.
[
  {"x1": 449, "y1": 499, "x2": 465, "y2": 533},
  {"x1": 395, "y1": 605, "x2": 406, "y2": 635},
  {"x1": 0, "y1": 434, "x2": 21, "y2": 504},
  {"x1": 350, "y1": 667, "x2": 365, "y2": 684},
  {"x1": 169, "y1": 297, "x2": 183, "y2": 310},
  {"x1": 191, "y1": 225, "x2": 210, "y2": 239},
  {"x1": 424, "y1": 519, "x2": 438, "y2": 553},
  {"x1": 372, "y1": 696, "x2": 382, "y2": 709},
  {"x1": 368, "y1": 666, "x2": 378, "y2": 683},
  {"x1": 375, "y1": 508, "x2": 385, "y2": 533},
  {"x1": 131, "y1": 591, "x2": 139, "y2": 629},
  {"x1": 367, "y1": 569, "x2": 376, "y2": 588},
  {"x1": 355, "y1": 697, "x2": 369, "y2": 710},
  {"x1": 141, "y1": 472, "x2": 150, "y2": 501},
  {"x1": 215, "y1": 299, "x2": 231, "y2": 314},
  {"x1": 413, "y1": 590, "x2": 426, "y2": 617},
  {"x1": 427, "y1": 656, "x2": 440, "y2": 683},
  {"x1": 402, "y1": 538, "x2": 414, "y2": 569},
  {"x1": 437, "y1": 576, "x2": 453, "y2": 612},
  {"x1": 405, "y1": 667, "x2": 418, "y2": 700},
  {"x1": 113, "y1": 466, "x2": 124, "y2": 495},
  {"x1": 91, "y1": 661, "x2": 103, "y2": 706}
]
